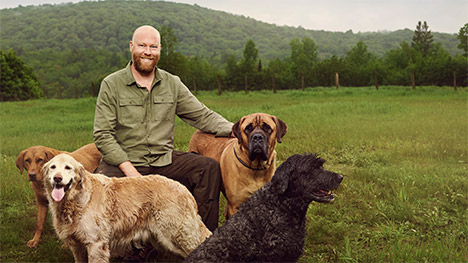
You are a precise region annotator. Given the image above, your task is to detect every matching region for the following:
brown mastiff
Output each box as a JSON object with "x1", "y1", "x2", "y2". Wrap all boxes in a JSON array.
[
  {"x1": 15, "y1": 143, "x2": 101, "y2": 248},
  {"x1": 189, "y1": 113, "x2": 287, "y2": 219}
]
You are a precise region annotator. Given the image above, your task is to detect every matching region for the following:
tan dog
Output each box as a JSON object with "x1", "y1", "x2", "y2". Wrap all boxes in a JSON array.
[
  {"x1": 189, "y1": 113, "x2": 287, "y2": 218},
  {"x1": 15, "y1": 143, "x2": 101, "y2": 248},
  {"x1": 42, "y1": 154, "x2": 211, "y2": 262}
]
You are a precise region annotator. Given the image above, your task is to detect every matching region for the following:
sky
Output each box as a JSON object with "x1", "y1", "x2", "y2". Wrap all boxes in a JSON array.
[{"x1": 1, "y1": 0, "x2": 466, "y2": 34}]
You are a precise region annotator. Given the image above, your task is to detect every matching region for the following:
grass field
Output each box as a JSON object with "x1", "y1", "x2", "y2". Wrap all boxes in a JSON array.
[{"x1": 1, "y1": 86, "x2": 467, "y2": 262}]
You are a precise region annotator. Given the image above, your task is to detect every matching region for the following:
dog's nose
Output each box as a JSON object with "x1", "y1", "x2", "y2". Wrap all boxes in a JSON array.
[
  {"x1": 252, "y1": 133, "x2": 264, "y2": 142},
  {"x1": 29, "y1": 172, "x2": 37, "y2": 181},
  {"x1": 337, "y1": 174, "x2": 344, "y2": 182},
  {"x1": 53, "y1": 174, "x2": 63, "y2": 183}
]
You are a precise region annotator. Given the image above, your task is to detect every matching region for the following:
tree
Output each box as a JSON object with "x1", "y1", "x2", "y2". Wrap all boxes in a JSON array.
[
  {"x1": 268, "y1": 58, "x2": 294, "y2": 91},
  {"x1": 316, "y1": 55, "x2": 345, "y2": 87},
  {"x1": 457, "y1": 23, "x2": 468, "y2": 57},
  {"x1": 239, "y1": 39, "x2": 260, "y2": 90},
  {"x1": 224, "y1": 54, "x2": 241, "y2": 90},
  {"x1": 382, "y1": 41, "x2": 420, "y2": 85},
  {"x1": 0, "y1": 49, "x2": 42, "y2": 101},
  {"x1": 186, "y1": 56, "x2": 219, "y2": 91},
  {"x1": 158, "y1": 26, "x2": 188, "y2": 76},
  {"x1": 290, "y1": 37, "x2": 318, "y2": 89},
  {"x1": 343, "y1": 41, "x2": 377, "y2": 86},
  {"x1": 411, "y1": 21, "x2": 434, "y2": 57},
  {"x1": 242, "y1": 39, "x2": 259, "y2": 65}
]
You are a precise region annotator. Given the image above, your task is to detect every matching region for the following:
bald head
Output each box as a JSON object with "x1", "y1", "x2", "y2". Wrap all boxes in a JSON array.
[{"x1": 132, "y1": 25, "x2": 160, "y2": 43}]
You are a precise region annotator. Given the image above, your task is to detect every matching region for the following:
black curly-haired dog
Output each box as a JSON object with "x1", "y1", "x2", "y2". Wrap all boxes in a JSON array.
[{"x1": 186, "y1": 153, "x2": 343, "y2": 262}]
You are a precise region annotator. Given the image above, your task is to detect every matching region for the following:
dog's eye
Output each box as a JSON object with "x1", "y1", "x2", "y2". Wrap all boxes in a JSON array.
[
  {"x1": 25, "y1": 159, "x2": 31, "y2": 164},
  {"x1": 50, "y1": 165, "x2": 56, "y2": 169},
  {"x1": 65, "y1": 165, "x2": 72, "y2": 170},
  {"x1": 36, "y1": 158, "x2": 43, "y2": 163},
  {"x1": 245, "y1": 124, "x2": 253, "y2": 134},
  {"x1": 262, "y1": 123, "x2": 272, "y2": 133}
]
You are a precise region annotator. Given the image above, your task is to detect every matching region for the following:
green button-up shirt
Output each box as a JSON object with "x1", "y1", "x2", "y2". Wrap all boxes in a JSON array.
[{"x1": 93, "y1": 62, "x2": 233, "y2": 167}]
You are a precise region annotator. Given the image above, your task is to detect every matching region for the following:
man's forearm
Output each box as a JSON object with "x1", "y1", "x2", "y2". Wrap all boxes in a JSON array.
[{"x1": 118, "y1": 161, "x2": 142, "y2": 177}]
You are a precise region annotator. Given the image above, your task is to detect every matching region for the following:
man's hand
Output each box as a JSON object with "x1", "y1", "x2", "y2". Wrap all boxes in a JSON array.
[{"x1": 118, "y1": 161, "x2": 142, "y2": 177}]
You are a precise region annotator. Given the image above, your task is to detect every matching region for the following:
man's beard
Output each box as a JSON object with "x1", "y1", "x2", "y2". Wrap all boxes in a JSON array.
[{"x1": 133, "y1": 54, "x2": 157, "y2": 74}]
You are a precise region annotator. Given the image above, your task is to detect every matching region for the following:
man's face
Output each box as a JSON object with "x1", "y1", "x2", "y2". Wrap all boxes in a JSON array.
[{"x1": 130, "y1": 31, "x2": 161, "y2": 74}]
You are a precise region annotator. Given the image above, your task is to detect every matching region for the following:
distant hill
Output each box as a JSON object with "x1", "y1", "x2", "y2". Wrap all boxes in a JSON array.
[{"x1": 0, "y1": 0, "x2": 462, "y2": 62}]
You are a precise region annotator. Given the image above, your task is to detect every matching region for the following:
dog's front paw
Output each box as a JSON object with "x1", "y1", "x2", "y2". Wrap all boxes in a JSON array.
[{"x1": 27, "y1": 238, "x2": 39, "y2": 248}]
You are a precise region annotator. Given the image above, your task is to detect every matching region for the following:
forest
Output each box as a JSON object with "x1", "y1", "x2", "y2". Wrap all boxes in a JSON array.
[{"x1": 0, "y1": 0, "x2": 467, "y2": 100}]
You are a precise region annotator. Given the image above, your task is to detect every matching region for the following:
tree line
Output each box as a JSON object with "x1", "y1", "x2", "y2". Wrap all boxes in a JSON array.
[
  {"x1": 1, "y1": 22, "x2": 467, "y2": 101},
  {"x1": 1, "y1": 1, "x2": 461, "y2": 62}
]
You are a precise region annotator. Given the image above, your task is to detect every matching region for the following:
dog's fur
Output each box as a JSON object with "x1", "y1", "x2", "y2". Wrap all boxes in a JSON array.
[
  {"x1": 15, "y1": 143, "x2": 101, "y2": 248},
  {"x1": 42, "y1": 154, "x2": 211, "y2": 262},
  {"x1": 186, "y1": 153, "x2": 343, "y2": 262},
  {"x1": 189, "y1": 113, "x2": 287, "y2": 219}
]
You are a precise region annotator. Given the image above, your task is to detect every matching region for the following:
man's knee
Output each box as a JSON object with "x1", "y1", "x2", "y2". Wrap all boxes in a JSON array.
[
  {"x1": 199, "y1": 156, "x2": 221, "y2": 183},
  {"x1": 202, "y1": 156, "x2": 221, "y2": 172}
]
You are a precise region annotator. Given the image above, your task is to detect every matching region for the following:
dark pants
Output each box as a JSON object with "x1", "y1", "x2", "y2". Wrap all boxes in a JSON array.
[{"x1": 95, "y1": 151, "x2": 221, "y2": 231}]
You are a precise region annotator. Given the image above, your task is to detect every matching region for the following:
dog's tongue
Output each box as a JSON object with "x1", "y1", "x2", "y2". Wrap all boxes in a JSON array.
[{"x1": 52, "y1": 186, "x2": 65, "y2": 202}]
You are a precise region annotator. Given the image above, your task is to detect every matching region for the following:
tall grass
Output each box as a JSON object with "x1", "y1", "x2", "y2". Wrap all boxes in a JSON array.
[{"x1": 1, "y1": 86, "x2": 467, "y2": 262}]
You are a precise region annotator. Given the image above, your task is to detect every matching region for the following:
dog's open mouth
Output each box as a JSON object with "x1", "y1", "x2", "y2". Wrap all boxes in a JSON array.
[
  {"x1": 312, "y1": 189, "x2": 335, "y2": 203},
  {"x1": 51, "y1": 182, "x2": 72, "y2": 202}
]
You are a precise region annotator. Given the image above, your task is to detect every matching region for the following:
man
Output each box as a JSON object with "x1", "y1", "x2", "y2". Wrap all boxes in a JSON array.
[{"x1": 93, "y1": 25, "x2": 233, "y2": 231}]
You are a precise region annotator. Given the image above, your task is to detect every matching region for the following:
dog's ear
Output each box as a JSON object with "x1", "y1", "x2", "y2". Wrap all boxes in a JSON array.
[
  {"x1": 44, "y1": 149, "x2": 57, "y2": 162},
  {"x1": 16, "y1": 150, "x2": 26, "y2": 174},
  {"x1": 272, "y1": 157, "x2": 298, "y2": 194},
  {"x1": 75, "y1": 162, "x2": 87, "y2": 189},
  {"x1": 232, "y1": 118, "x2": 243, "y2": 144},
  {"x1": 271, "y1": 154, "x2": 301, "y2": 194},
  {"x1": 78, "y1": 162, "x2": 87, "y2": 178},
  {"x1": 273, "y1": 117, "x2": 288, "y2": 143},
  {"x1": 40, "y1": 160, "x2": 51, "y2": 181}
]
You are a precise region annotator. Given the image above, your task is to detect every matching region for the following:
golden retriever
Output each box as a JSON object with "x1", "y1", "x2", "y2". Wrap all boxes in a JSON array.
[
  {"x1": 42, "y1": 153, "x2": 211, "y2": 262},
  {"x1": 15, "y1": 143, "x2": 101, "y2": 248}
]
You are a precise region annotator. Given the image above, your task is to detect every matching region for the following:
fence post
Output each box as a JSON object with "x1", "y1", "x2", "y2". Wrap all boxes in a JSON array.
[
  {"x1": 91, "y1": 81, "x2": 95, "y2": 97},
  {"x1": 335, "y1": 72, "x2": 340, "y2": 89},
  {"x1": 217, "y1": 75, "x2": 222, "y2": 96},
  {"x1": 411, "y1": 71, "x2": 416, "y2": 90}
]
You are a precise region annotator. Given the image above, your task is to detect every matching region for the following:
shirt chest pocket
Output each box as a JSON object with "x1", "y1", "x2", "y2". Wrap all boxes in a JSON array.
[
  {"x1": 119, "y1": 98, "x2": 145, "y2": 126},
  {"x1": 153, "y1": 96, "x2": 174, "y2": 121}
]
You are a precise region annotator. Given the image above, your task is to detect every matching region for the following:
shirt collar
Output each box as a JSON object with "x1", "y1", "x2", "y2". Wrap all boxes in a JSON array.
[{"x1": 125, "y1": 60, "x2": 162, "y2": 87}]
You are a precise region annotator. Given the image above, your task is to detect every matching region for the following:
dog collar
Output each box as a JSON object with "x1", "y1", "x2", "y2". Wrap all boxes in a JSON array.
[{"x1": 233, "y1": 147, "x2": 272, "y2": 171}]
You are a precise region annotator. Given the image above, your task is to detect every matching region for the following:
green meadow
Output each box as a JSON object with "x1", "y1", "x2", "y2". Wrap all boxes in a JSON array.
[{"x1": 1, "y1": 86, "x2": 467, "y2": 262}]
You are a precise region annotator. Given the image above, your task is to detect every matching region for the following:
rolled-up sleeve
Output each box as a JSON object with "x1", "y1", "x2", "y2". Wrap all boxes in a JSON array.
[{"x1": 93, "y1": 79, "x2": 129, "y2": 166}]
